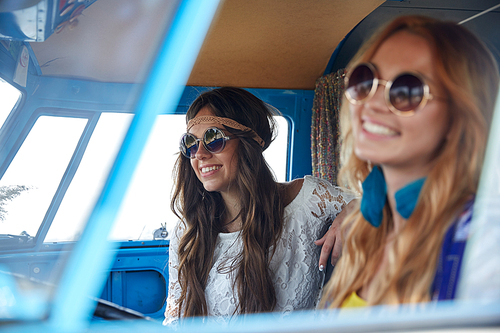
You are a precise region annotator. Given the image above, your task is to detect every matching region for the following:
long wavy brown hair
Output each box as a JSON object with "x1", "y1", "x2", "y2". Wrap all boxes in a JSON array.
[
  {"x1": 171, "y1": 87, "x2": 285, "y2": 317},
  {"x1": 320, "y1": 15, "x2": 499, "y2": 307}
]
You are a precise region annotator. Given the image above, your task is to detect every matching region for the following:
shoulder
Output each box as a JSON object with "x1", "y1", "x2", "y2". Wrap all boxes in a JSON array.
[
  {"x1": 303, "y1": 176, "x2": 357, "y2": 204},
  {"x1": 281, "y1": 176, "x2": 359, "y2": 213},
  {"x1": 282, "y1": 176, "x2": 357, "y2": 204},
  {"x1": 284, "y1": 176, "x2": 332, "y2": 197},
  {"x1": 282, "y1": 178, "x2": 305, "y2": 207},
  {"x1": 281, "y1": 176, "x2": 329, "y2": 207},
  {"x1": 304, "y1": 175, "x2": 334, "y2": 190},
  {"x1": 283, "y1": 176, "x2": 356, "y2": 217}
]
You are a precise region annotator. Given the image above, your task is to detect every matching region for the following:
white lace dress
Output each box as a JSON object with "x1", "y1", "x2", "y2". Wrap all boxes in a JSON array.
[{"x1": 163, "y1": 176, "x2": 355, "y2": 325}]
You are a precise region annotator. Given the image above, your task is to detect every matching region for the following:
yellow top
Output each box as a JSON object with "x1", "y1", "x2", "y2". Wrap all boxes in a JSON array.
[{"x1": 340, "y1": 291, "x2": 367, "y2": 308}]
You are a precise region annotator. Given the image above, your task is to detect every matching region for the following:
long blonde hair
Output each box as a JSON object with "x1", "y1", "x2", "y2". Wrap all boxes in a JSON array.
[{"x1": 320, "y1": 15, "x2": 499, "y2": 307}]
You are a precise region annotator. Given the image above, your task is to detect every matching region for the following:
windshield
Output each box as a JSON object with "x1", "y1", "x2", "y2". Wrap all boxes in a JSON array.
[
  {"x1": 0, "y1": 1, "x2": 177, "y2": 247},
  {"x1": 0, "y1": 0, "x2": 192, "y2": 323}
]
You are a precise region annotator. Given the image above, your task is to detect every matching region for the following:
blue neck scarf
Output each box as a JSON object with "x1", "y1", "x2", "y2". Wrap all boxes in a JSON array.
[{"x1": 360, "y1": 166, "x2": 426, "y2": 227}]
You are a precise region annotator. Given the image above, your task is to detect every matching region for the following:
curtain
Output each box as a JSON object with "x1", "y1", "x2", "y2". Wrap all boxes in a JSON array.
[{"x1": 311, "y1": 68, "x2": 346, "y2": 185}]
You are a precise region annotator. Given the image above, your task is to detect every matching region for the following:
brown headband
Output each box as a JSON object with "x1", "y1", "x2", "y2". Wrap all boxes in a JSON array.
[{"x1": 187, "y1": 116, "x2": 265, "y2": 147}]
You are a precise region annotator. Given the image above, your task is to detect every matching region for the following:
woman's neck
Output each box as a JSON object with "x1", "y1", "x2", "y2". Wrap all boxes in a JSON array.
[
  {"x1": 382, "y1": 165, "x2": 429, "y2": 234},
  {"x1": 220, "y1": 191, "x2": 242, "y2": 233}
]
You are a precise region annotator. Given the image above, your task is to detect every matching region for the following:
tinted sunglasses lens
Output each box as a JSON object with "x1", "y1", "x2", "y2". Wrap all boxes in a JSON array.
[
  {"x1": 181, "y1": 134, "x2": 198, "y2": 158},
  {"x1": 204, "y1": 128, "x2": 226, "y2": 153},
  {"x1": 347, "y1": 64, "x2": 374, "y2": 101},
  {"x1": 389, "y1": 74, "x2": 424, "y2": 112}
]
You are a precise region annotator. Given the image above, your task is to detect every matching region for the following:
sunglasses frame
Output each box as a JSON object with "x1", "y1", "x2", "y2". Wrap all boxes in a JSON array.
[
  {"x1": 180, "y1": 126, "x2": 234, "y2": 159},
  {"x1": 345, "y1": 62, "x2": 435, "y2": 117}
]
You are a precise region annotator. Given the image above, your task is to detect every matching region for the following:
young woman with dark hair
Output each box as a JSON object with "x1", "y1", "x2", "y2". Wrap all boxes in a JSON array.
[{"x1": 164, "y1": 87, "x2": 355, "y2": 324}]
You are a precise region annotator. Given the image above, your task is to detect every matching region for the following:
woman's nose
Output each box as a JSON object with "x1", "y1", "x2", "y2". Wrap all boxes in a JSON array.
[
  {"x1": 365, "y1": 82, "x2": 390, "y2": 113},
  {"x1": 194, "y1": 143, "x2": 211, "y2": 160}
]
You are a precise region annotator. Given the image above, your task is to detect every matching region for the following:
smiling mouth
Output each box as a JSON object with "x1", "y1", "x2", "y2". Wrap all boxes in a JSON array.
[
  {"x1": 362, "y1": 121, "x2": 398, "y2": 136},
  {"x1": 201, "y1": 166, "x2": 221, "y2": 174}
]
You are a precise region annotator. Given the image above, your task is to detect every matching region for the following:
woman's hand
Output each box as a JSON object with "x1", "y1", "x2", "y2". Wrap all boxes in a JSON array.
[{"x1": 314, "y1": 199, "x2": 357, "y2": 270}]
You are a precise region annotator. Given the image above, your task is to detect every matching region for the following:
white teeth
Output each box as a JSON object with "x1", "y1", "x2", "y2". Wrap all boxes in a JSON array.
[
  {"x1": 362, "y1": 121, "x2": 398, "y2": 135},
  {"x1": 201, "y1": 166, "x2": 221, "y2": 173}
]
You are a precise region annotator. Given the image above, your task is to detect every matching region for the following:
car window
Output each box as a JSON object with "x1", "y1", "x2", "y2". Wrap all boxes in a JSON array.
[
  {"x1": 0, "y1": 116, "x2": 87, "y2": 239},
  {"x1": 46, "y1": 113, "x2": 289, "y2": 242},
  {"x1": 0, "y1": 77, "x2": 22, "y2": 127},
  {"x1": 46, "y1": 113, "x2": 132, "y2": 242}
]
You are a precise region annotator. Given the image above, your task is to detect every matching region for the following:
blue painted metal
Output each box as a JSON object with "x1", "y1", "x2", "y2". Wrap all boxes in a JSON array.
[
  {"x1": 0, "y1": 43, "x2": 18, "y2": 81},
  {"x1": 100, "y1": 243, "x2": 169, "y2": 319},
  {"x1": 0, "y1": 1, "x2": 50, "y2": 41},
  {"x1": 24, "y1": 43, "x2": 41, "y2": 76},
  {"x1": 104, "y1": 269, "x2": 166, "y2": 316},
  {"x1": 0, "y1": 0, "x2": 105, "y2": 43},
  {"x1": 0, "y1": 240, "x2": 170, "y2": 320},
  {"x1": 244, "y1": 88, "x2": 314, "y2": 179},
  {"x1": 47, "y1": 0, "x2": 221, "y2": 330}
]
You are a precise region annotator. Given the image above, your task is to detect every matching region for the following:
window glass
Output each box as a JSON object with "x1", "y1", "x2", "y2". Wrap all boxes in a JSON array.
[
  {"x1": 0, "y1": 77, "x2": 22, "y2": 127},
  {"x1": 264, "y1": 116, "x2": 288, "y2": 181},
  {"x1": 46, "y1": 113, "x2": 289, "y2": 242},
  {"x1": 0, "y1": 116, "x2": 87, "y2": 238},
  {"x1": 110, "y1": 114, "x2": 180, "y2": 241},
  {"x1": 46, "y1": 113, "x2": 132, "y2": 242},
  {"x1": 112, "y1": 114, "x2": 289, "y2": 240}
]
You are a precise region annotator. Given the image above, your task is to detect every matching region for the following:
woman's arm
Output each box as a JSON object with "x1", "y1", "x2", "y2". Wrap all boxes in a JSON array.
[{"x1": 315, "y1": 191, "x2": 358, "y2": 270}]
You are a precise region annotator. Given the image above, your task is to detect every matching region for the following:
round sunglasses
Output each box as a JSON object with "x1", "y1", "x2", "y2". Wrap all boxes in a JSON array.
[
  {"x1": 180, "y1": 127, "x2": 234, "y2": 158},
  {"x1": 345, "y1": 62, "x2": 442, "y2": 116}
]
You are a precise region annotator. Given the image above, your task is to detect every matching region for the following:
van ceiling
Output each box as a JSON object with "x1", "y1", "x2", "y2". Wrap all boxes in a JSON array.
[
  {"x1": 29, "y1": 0, "x2": 384, "y2": 90},
  {"x1": 187, "y1": 0, "x2": 384, "y2": 90},
  {"x1": 28, "y1": 0, "x2": 499, "y2": 90}
]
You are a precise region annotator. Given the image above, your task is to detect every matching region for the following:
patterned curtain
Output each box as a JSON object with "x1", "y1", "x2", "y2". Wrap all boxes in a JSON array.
[{"x1": 311, "y1": 68, "x2": 346, "y2": 185}]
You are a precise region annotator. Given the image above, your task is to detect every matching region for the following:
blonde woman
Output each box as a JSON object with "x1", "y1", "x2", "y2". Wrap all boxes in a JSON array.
[{"x1": 320, "y1": 15, "x2": 499, "y2": 308}]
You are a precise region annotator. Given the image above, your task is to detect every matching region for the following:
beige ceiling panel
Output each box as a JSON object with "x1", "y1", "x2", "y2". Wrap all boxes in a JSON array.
[
  {"x1": 29, "y1": 0, "x2": 383, "y2": 89},
  {"x1": 187, "y1": 0, "x2": 384, "y2": 89}
]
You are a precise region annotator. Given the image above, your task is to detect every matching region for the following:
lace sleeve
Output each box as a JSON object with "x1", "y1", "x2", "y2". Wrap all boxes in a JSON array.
[
  {"x1": 163, "y1": 222, "x2": 184, "y2": 326},
  {"x1": 328, "y1": 184, "x2": 357, "y2": 218},
  {"x1": 310, "y1": 177, "x2": 357, "y2": 221},
  {"x1": 271, "y1": 177, "x2": 357, "y2": 313}
]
